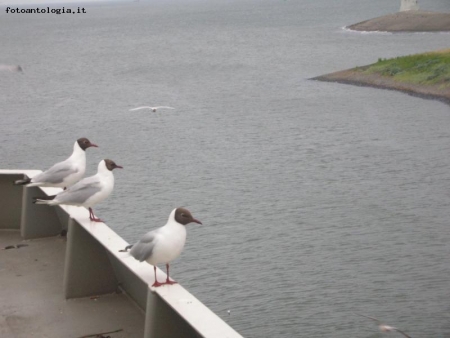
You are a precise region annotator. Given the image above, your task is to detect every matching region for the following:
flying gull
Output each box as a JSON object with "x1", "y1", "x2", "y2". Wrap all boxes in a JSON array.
[
  {"x1": 14, "y1": 137, "x2": 98, "y2": 189},
  {"x1": 121, "y1": 207, "x2": 202, "y2": 287},
  {"x1": 355, "y1": 313, "x2": 412, "y2": 337},
  {"x1": 33, "y1": 159, "x2": 122, "y2": 222},
  {"x1": 129, "y1": 106, "x2": 175, "y2": 112},
  {"x1": 0, "y1": 64, "x2": 22, "y2": 73}
]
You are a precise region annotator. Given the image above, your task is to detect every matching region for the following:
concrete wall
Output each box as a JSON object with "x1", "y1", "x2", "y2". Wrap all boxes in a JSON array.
[
  {"x1": 0, "y1": 170, "x2": 244, "y2": 338},
  {"x1": 0, "y1": 173, "x2": 23, "y2": 229}
]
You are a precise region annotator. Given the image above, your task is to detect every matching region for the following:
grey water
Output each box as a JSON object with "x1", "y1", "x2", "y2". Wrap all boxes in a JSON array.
[{"x1": 1, "y1": 0, "x2": 450, "y2": 337}]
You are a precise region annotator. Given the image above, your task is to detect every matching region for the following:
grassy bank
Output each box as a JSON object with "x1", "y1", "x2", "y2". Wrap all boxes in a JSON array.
[
  {"x1": 358, "y1": 49, "x2": 450, "y2": 88},
  {"x1": 312, "y1": 49, "x2": 450, "y2": 105}
]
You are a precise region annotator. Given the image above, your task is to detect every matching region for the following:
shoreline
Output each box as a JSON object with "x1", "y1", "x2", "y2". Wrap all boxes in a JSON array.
[
  {"x1": 312, "y1": 69, "x2": 450, "y2": 106},
  {"x1": 341, "y1": 26, "x2": 450, "y2": 35},
  {"x1": 347, "y1": 10, "x2": 450, "y2": 32},
  {"x1": 332, "y1": 11, "x2": 450, "y2": 105}
]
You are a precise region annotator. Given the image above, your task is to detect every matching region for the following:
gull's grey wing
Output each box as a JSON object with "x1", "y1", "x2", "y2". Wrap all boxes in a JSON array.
[
  {"x1": 129, "y1": 106, "x2": 152, "y2": 111},
  {"x1": 33, "y1": 161, "x2": 77, "y2": 184},
  {"x1": 54, "y1": 175, "x2": 101, "y2": 204},
  {"x1": 354, "y1": 313, "x2": 381, "y2": 324},
  {"x1": 394, "y1": 328, "x2": 412, "y2": 338},
  {"x1": 130, "y1": 231, "x2": 157, "y2": 262}
]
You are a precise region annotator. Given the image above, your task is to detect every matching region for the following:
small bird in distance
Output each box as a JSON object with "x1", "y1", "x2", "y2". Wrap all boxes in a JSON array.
[
  {"x1": 354, "y1": 313, "x2": 412, "y2": 337},
  {"x1": 129, "y1": 106, "x2": 175, "y2": 112},
  {"x1": 0, "y1": 64, "x2": 22, "y2": 73}
]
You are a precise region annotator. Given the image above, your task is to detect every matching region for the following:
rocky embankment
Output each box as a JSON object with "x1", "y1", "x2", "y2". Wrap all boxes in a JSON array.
[
  {"x1": 312, "y1": 68, "x2": 450, "y2": 105},
  {"x1": 347, "y1": 10, "x2": 450, "y2": 32},
  {"x1": 314, "y1": 14, "x2": 450, "y2": 104}
]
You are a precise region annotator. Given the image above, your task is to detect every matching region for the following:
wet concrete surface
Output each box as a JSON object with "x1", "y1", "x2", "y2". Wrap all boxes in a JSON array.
[{"x1": 0, "y1": 230, "x2": 145, "y2": 338}]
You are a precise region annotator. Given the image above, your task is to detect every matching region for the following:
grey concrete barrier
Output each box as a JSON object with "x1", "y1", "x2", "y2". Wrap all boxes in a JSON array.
[{"x1": 0, "y1": 170, "x2": 243, "y2": 338}]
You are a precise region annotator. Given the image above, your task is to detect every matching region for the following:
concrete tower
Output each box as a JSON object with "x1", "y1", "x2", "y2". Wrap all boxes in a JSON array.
[{"x1": 400, "y1": 0, "x2": 419, "y2": 11}]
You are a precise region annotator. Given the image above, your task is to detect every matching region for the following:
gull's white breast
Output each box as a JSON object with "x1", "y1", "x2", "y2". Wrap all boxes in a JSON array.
[
  {"x1": 83, "y1": 175, "x2": 113, "y2": 208},
  {"x1": 147, "y1": 222, "x2": 187, "y2": 265}
]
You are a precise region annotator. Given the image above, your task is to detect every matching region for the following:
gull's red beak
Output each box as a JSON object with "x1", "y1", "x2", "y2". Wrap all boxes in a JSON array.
[
  {"x1": 193, "y1": 218, "x2": 202, "y2": 225},
  {"x1": 115, "y1": 165, "x2": 123, "y2": 169},
  {"x1": 90, "y1": 143, "x2": 99, "y2": 148}
]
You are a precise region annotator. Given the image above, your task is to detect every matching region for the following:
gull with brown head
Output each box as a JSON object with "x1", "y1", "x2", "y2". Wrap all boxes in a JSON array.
[
  {"x1": 14, "y1": 137, "x2": 98, "y2": 189},
  {"x1": 33, "y1": 159, "x2": 122, "y2": 222},
  {"x1": 122, "y1": 207, "x2": 202, "y2": 287}
]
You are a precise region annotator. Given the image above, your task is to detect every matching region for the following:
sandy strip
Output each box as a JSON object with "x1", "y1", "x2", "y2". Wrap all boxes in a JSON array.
[
  {"x1": 312, "y1": 69, "x2": 450, "y2": 105},
  {"x1": 347, "y1": 11, "x2": 450, "y2": 32}
]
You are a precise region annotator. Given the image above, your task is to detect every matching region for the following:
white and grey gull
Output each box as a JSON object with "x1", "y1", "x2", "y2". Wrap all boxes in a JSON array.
[
  {"x1": 129, "y1": 106, "x2": 175, "y2": 112},
  {"x1": 33, "y1": 159, "x2": 122, "y2": 222},
  {"x1": 14, "y1": 137, "x2": 98, "y2": 189},
  {"x1": 121, "y1": 207, "x2": 202, "y2": 287},
  {"x1": 355, "y1": 313, "x2": 412, "y2": 337}
]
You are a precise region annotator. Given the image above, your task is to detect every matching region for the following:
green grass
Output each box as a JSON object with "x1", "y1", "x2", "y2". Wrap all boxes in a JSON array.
[{"x1": 358, "y1": 49, "x2": 450, "y2": 87}]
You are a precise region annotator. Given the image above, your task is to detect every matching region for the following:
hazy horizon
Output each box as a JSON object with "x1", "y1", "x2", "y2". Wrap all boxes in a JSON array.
[
  {"x1": 1, "y1": 0, "x2": 448, "y2": 12},
  {"x1": 1, "y1": 0, "x2": 114, "y2": 5}
]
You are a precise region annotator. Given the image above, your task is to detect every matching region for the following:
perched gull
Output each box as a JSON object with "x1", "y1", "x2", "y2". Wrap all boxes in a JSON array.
[
  {"x1": 33, "y1": 159, "x2": 122, "y2": 222},
  {"x1": 122, "y1": 207, "x2": 202, "y2": 287},
  {"x1": 129, "y1": 106, "x2": 175, "y2": 113},
  {"x1": 14, "y1": 137, "x2": 98, "y2": 189},
  {"x1": 355, "y1": 313, "x2": 412, "y2": 338}
]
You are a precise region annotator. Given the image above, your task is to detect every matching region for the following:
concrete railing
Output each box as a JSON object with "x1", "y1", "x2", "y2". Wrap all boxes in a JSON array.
[{"x1": 0, "y1": 170, "x2": 244, "y2": 338}]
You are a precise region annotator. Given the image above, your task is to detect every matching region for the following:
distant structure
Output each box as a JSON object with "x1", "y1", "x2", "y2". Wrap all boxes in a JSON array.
[
  {"x1": 400, "y1": 0, "x2": 419, "y2": 11},
  {"x1": 0, "y1": 64, "x2": 22, "y2": 73}
]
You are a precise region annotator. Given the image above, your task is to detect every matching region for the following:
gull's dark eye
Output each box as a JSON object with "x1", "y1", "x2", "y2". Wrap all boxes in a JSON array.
[{"x1": 181, "y1": 213, "x2": 187, "y2": 217}]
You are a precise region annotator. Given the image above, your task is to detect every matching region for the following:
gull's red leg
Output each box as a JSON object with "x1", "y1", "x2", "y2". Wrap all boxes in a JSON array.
[
  {"x1": 165, "y1": 263, "x2": 177, "y2": 285},
  {"x1": 152, "y1": 265, "x2": 164, "y2": 287},
  {"x1": 89, "y1": 208, "x2": 103, "y2": 222}
]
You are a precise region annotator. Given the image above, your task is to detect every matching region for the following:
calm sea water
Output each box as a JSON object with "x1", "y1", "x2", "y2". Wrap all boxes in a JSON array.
[{"x1": 1, "y1": 0, "x2": 450, "y2": 337}]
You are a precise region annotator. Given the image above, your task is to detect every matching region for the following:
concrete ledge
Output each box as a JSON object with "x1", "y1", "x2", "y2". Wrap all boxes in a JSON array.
[
  {"x1": 0, "y1": 170, "x2": 244, "y2": 338},
  {"x1": 0, "y1": 171, "x2": 37, "y2": 230},
  {"x1": 0, "y1": 230, "x2": 145, "y2": 338}
]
